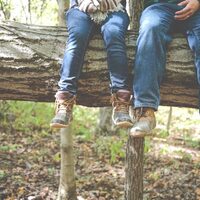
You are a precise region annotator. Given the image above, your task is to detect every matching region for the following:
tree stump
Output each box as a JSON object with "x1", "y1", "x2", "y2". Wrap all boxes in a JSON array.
[
  {"x1": 124, "y1": 0, "x2": 145, "y2": 199},
  {"x1": 125, "y1": 137, "x2": 144, "y2": 200},
  {"x1": 57, "y1": 127, "x2": 77, "y2": 200}
]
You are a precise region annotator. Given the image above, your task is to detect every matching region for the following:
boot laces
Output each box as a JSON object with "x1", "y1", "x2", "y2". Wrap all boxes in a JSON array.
[
  {"x1": 111, "y1": 95, "x2": 130, "y2": 113},
  {"x1": 55, "y1": 97, "x2": 75, "y2": 114}
]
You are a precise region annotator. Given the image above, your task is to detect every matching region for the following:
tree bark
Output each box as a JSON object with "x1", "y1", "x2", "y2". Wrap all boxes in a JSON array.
[
  {"x1": 55, "y1": 2, "x2": 77, "y2": 200},
  {"x1": 124, "y1": 1, "x2": 144, "y2": 200},
  {"x1": 0, "y1": 21, "x2": 199, "y2": 108},
  {"x1": 57, "y1": 0, "x2": 69, "y2": 26},
  {"x1": 127, "y1": 0, "x2": 143, "y2": 31},
  {"x1": 125, "y1": 137, "x2": 144, "y2": 200},
  {"x1": 58, "y1": 127, "x2": 77, "y2": 200},
  {"x1": 98, "y1": 107, "x2": 116, "y2": 135},
  {"x1": 166, "y1": 107, "x2": 173, "y2": 133}
]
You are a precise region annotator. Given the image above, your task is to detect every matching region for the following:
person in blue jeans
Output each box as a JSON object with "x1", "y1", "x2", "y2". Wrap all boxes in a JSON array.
[
  {"x1": 50, "y1": 0, "x2": 133, "y2": 128},
  {"x1": 130, "y1": 0, "x2": 200, "y2": 137}
]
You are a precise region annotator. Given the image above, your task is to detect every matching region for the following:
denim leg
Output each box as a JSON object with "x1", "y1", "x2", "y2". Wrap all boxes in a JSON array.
[
  {"x1": 133, "y1": 4, "x2": 178, "y2": 110},
  {"x1": 58, "y1": 8, "x2": 95, "y2": 94},
  {"x1": 101, "y1": 11, "x2": 130, "y2": 92},
  {"x1": 185, "y1": 10, "x2": 200, "y2": 111}
]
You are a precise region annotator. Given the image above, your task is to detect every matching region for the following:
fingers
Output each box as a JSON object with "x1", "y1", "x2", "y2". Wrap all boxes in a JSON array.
[
  {"x1": 175, "y1": 14, "x2": 191, "y2": 20},
  {"x1": 175, "y1": 0, "x2": 200, "y2": 20},
  {"x1": 100, "y1": 0, "x2": 108, "y2": 12},
  {"x1": 177, "y1": 0, "x2": 189, "y2": 6},
  {"x1": 175, "y1": 6, "x2": 193, "y2": 20},
  {"x1": 175, "y1": 6, "x2": 190, "y2": 15}
]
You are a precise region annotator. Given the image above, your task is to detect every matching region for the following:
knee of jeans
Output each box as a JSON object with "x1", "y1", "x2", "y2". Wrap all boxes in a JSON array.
[
  {"x1": 140, "y1": 18, "x2": 163, "y2": 35},
  {"x1": 103, "y1": 25, "x2": 124, "y2": 45},
  {"x1": 68, "y1": 26, "x2": 90, "y2": 44},
  {"x1": 66, "y1": 31, "x2": 89, "y2": 55}
]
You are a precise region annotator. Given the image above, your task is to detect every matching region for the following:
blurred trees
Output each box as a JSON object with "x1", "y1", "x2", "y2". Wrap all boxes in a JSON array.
[
  {"x1": 0, "y1": 0, "x2": 11, "y2": 19},
  {"x1": 57, "y1": 0, "x2": 69, "y2": 25},
  {"x1": 0, "y1": 0, "x2": 58, "y2": 25}
]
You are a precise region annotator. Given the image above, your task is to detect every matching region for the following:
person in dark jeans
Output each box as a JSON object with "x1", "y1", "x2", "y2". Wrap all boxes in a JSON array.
[
  {"x1": 50, "y1": 0, "x2": 133, "y2": 128},
  {"x1": 130, "y1": 0, "x2": 200, "y2": 137}
]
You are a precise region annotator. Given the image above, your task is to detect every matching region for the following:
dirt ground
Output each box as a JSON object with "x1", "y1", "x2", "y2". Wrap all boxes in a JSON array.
[{"x1": 0, "y1": 107, "x2": 200, "y2": 200}]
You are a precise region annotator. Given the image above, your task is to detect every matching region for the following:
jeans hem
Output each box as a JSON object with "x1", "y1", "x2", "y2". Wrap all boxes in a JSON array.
[
  {"x1": 111, "y1": 87, "x2": 131, "y2": 93},
  {"x1": 134, "y1": 103, "x2": 158, "y2": 111},
  {"x1": 57, "y1": 89, "x2": 76, "y2": 95}
]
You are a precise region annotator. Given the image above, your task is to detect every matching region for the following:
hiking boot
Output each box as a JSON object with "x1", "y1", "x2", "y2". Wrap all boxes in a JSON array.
[
  {"x1": 50, "y1": 91, "x2": 76, "y2": 128},
  {"x1": 111, "y1": 90, "x2": 133, "y2": 128},
  {"x1": 130, "y1": 107, "x2": 156, "y2": 137}
]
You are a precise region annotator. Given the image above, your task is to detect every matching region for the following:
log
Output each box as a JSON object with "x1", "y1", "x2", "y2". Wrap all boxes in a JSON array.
[{"x1": 0, "y1": 21, "x2": 199, "y2": 108}]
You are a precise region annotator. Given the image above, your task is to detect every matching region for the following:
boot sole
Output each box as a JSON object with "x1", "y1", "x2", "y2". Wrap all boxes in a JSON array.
[
  {"x1": 50, "y1": 123, "x2": 69, "y2": 129},
  {"x1": 115, "y1": 121, "x2": 133, "y2": 128}
]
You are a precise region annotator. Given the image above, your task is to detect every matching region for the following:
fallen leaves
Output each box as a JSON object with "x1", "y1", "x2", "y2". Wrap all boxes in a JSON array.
[{"x1": 0, "y1": 126, "x2": 200, "y2": 199}]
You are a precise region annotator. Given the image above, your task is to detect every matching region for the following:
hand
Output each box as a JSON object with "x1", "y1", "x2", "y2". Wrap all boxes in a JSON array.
[
  {"x1": 78, "y1": 0, "x2": 98, "y2": 13},
  {"x1": 175, "y1": 0, "x2": 200, "y2": 20}
]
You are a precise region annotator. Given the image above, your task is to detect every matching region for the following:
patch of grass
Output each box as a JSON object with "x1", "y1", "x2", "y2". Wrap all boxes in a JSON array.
[
  {"x1": 95, "y1": 131, "x2": 126, "y2": 164},
  {"x1": 72, "y1": 106, "x2": 99, "y2": 141},
  {"x1": 0, "y1": 101, "x2": 53, "y2": 133},
  {"x1": 110, "y1": 140, "x2": 125, "y2": 163},
  {"x1": 181, "y1": 153, "x2": 193, "y2": 163},
  {"x1": 183, "y1": 134, "x2": 200, "y2": 149},
  {"x1": 156, "y1": 130, "x2": 169, "y2": 138},
  {"x1": 144, "y1": 138, "x2": 152, "y2": 153},
  {"x1": 157, "y1": 143, "x2": 170, "y2": 155},
  {"x1": 174, "y1": 150, "x2": 193, "y2": 163},
  {"x1": 148, "y1": 171, "x2": 161, "y2": 181},
  {"x1": 0, "y1": 144, "x2": 21, "y2": 152},
  {"x1": 52, "y1": 152, "x2": 61, "y2": 163},
  {"x1": 0, "y1": 170, "x2": 7, "y2": 180},
  {"x1": 48, "y1": 167, "x2": 56, "y2": 176},
  {"x1": 185, "y1": 139, "x2": 200, "y2": 149},
  {"x1": 194, "y1": 162, "x2": 200, "y2": 169}
]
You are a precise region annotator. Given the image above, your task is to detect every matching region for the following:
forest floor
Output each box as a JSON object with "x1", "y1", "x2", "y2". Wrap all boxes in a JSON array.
[{"x1": 0, "y1": 106, "x2": 200, "y2": 200}]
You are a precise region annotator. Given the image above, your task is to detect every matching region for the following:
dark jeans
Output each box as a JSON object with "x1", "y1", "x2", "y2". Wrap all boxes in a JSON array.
[
  {"x1": 133, "y1": 3, "x2": 200, "y2": 110},
  {"x1": 58, "y1": 8, "x2": 130, "y2": 94}
]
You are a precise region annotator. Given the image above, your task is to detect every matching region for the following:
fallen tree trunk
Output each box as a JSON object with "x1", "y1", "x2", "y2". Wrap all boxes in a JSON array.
[{"x1": 0, "y1": 21, "x2": 199, "y2": 108}]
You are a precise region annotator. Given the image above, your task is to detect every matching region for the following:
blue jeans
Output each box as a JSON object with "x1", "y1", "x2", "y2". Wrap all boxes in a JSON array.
[
  {"x1": 133, "y1": 3, "x2": 200, "y2": 110},
  {"x1": 58, "y1": 8, "x2": 130, "y2": 94}
]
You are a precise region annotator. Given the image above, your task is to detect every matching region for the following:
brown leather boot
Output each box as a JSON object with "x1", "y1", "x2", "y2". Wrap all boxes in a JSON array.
[
  {"x1": 111, "y1": 90, "x2": 133, "y2": 128},
  {"x1": 50, "y1": 91, "x2": 76, "y2": 128},
  {"x1": 130, "y1": 107, "x2": 156, "y2": 137}
]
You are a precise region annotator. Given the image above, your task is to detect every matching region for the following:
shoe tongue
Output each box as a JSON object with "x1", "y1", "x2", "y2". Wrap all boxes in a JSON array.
[
  {"x1": 56, "y1": 92, "x2": 74, "y2": 101},
  {"x1": 116, "y1": 90, "x2": 131, "y2": 101}
]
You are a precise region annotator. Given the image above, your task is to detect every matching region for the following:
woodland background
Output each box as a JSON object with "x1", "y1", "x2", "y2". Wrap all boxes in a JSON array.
[{"x1": 0, "y1": 0, "x2": 200, "y2": 199}]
